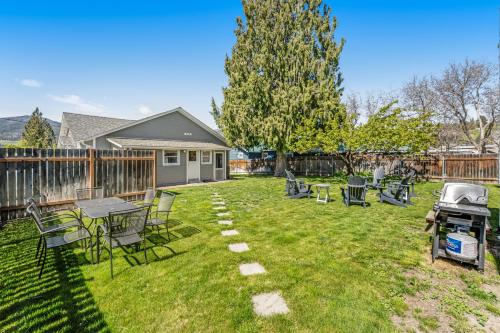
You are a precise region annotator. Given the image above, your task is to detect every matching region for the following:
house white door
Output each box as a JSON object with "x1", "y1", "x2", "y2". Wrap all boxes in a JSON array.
[
  {"x1": 187, "y1": 150, "x2": 200, "y2": 182},
  {"x1": 215, "y1": 152, "x2": 225, "y2": 181}
]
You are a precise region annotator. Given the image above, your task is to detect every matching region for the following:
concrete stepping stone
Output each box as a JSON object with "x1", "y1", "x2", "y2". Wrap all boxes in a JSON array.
[
  {"x1": 213, "y1": 206, "x2": 227, "y2": 210},
  {"x1": 218, "y1": 220, "x2": 233, "y2": 225},
  {"x1": 252, "y1": 292, "x2": 290, "y2": 316},
  {"x1": 239, "y1": 262, "x2": 266, "y2": 276},
  {"x1": 228, "y1": 243, "x2": 249, "y2": 253},
  {"x1": 216, "y1": 212, "x2": 231, "y2": 217},
  {"x1": 221, "y1": 230, "x2": 239, "y2": 236},
  {"x1": 212, "y1": 201, "x2": 225, "y2": 205}
]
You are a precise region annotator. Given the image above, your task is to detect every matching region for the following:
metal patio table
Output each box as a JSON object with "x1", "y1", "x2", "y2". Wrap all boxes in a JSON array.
[
  {"x1": 75, "y1": 197, "x2": 139, "y2": 259},
  {"x1": 315, "y1": 184, "x2": 331, "y2": 203},
  {"x1": 76, "y1": 197, "x2": 138, "y2": 221}
]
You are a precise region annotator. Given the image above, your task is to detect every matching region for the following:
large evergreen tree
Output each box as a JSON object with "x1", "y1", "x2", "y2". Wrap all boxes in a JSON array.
[
  {"x1": 212, "y1": 0, "x2": 344, "y2": 176},
  {"x1": 21, "y1": 107, "x2": 55, "y2": 148}
]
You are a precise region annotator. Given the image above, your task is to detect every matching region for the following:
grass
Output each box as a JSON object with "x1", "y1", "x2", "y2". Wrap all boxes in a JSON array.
[{"x1": 0, "y1": 175, "x2": 499, "y2": 332}]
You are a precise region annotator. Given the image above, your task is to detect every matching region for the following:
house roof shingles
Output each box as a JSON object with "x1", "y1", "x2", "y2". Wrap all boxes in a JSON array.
[
  {"x1": 107, "y1": 137, "x2": 229, "y2": 150},
  {"x1": 62, "y1": 112, "x2": 134, "y2": 142}
]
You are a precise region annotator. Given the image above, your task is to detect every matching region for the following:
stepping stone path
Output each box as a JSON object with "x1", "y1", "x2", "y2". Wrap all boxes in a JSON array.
[
  {"x1": 221, "y1": 229, "x2": 239, "y2": 236},
  {"x1": 239, "y1": 262, "x2": 266, "y2": 276},
  {"x1": 252, "y1": 292, "x2": 290, "y2": 317},
  {"x1": 228, "y1": 243, "x2": 249, "y2": 253},
  {"x1": 211, "y1": 189, "x2": 289, "y2": 317}
]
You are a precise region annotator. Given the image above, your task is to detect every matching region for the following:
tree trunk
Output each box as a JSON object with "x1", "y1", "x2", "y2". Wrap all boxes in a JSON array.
[
  {"x1": 274, "y1": 151, "x2": 287, "y2": 177},
  {"x1": 339, "y1": 152, "x2": 354, "y2": 175}
]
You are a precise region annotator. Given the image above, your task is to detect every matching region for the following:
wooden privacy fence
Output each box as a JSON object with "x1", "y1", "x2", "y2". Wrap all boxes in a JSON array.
[
  {"x1": 230, "y1": 153, "x2": 500, "y2": 183},
  {"x1": 0, "y1": 148, "x2": 155, "y2": 222}
]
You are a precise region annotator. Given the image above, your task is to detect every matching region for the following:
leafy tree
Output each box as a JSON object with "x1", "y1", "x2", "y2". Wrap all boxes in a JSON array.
[
  {"x1": 291, "y1": 102, "x2": 437, "y2": 174},
  {"x1": 21, "y1": 107, "x2": 55, "y2": 148},
  {"x1": 212, "y1": 0, "x2": 344, "y2": 176}
]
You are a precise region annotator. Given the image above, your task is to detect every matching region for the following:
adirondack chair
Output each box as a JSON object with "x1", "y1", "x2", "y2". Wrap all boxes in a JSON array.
[
  {"x1": 368, "y1": 166, "x2": 385, "y2": 189},
  {"x1": 388, "y1": 169, "x2": 416, "y2": 198},
  {"x1": 285, "y1": 169, "x2": 312, "y2": 198},
  {"x1": 341, "y1": 176, "x2": 368, "y2": 207},
  {"x1": 378, "y1": 175, "x2": 411, "y2": 207}
]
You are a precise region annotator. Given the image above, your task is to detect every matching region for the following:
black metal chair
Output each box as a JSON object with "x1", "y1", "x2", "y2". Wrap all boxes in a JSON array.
[
  {"x1": 97, "y1": 206, "x2": 150, "y2": 278},
  {"x1": 146, "y1": 191, "x2": 176, "y2": 240},
  {"x1": 76, "y1": 187, "x2": 104, "y2": 201},
  {"x1": 341, "y1": 176, "x2": 368, "y2": 207},
  {"x1": 27, "y1": 202, "x2": 92, "y2": 278},
  {"x1": 285, "y1": 169, "x2": 312, "y2": 198},
  {"x1": 378, "y1": 175, "x2": 411, "y2": 207}
]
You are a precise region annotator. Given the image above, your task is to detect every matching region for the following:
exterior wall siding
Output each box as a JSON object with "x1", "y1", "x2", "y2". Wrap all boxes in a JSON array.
[
  {"x1": 156, "y1": 150, "x2": 187, "y2": 186},
  {"x1": 107, "y1": 112, "x2": 226, "y2": 146},
  {"x1": 200, "y1": 153, "x2": 214, "y2": 181}
]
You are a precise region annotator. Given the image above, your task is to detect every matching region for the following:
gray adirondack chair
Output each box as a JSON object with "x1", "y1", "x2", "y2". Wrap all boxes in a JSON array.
[
  {"x1": 369, "y1": 166, "x2": 385, "y2": 189},
  {"x1": 378, "y1": 175, "x2": 411, "y2": 207},
  {"x1": 285, "y1": 169, "x2": 311, "y2": 198},
  {"x1": 388, "y1": 169, "x2": 416, "y2": 198},
  {"x1": 341, "y1": 176, "x2": 368, "y2": 207}
]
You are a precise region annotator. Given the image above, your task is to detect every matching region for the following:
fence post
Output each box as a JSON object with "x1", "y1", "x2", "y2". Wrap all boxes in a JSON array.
[
  {"x1": 497, "y1": 151, "x2": 500, "y2": 184},
  {"x1": 88, "y1": 148, "x2": 95, "y2": 188},
  {"x1": 153, "y1": 150, "x2": 157, "y2": 188},
  {"x1": 441, "y1": 155, "x2": 446, "y2": 180}
]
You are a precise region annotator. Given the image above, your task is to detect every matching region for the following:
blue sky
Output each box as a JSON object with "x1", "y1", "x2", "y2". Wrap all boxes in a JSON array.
[{"x1": 0, "y1": 0, "x2": 498, "y2": 127}]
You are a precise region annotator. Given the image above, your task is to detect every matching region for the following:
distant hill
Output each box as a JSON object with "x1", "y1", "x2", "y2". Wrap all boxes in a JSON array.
[{"x1": 0, "y1": 115, "x2": 61, "y2": 141}]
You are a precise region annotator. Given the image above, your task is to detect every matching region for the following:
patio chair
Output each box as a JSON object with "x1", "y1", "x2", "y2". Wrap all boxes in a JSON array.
[
  {"x1": 340, "y1": 176, "x2": 368, "y2": 207},
  {"x1": 388, "y1": 169, "x2": 417, "y2": 198},
  {"x1": 27, "y1": 202, "x2": 92, "y2": 278},
  {"x1": 368, "y1": 166, "x2": 385, "y2": 189},
  {"x1": 146, "y1": 191, "x2": 176, "y2": 240},
  {"x1": 285, "y1": 169, "x2": 311, "y2": 198},
  {"x1": 378, "y1": 175, "x2": 411, "y2": 207},
  {"x1": 97, "y1": 206, "x2": 150, "y2": 278},
  {"x1": 75, "y1": 187, "x2": 104, "y2": 200}
]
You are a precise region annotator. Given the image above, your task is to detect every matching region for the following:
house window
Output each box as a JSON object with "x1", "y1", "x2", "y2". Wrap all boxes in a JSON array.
[
  {"x1": 237, "y1": 152, "x2": 244, "y2": 159},
  {"x1": 163, "y1": 150, "x2": 180, "y2": 166},
  {"x1": 188, "y1": 151, "x2": 197, "y2": 162},
  {"x1": 201, "y1": 150, "x2": 212, "y2": 164},
  {"x1": 262, "y1": 152, "x2": 269, "y2": 159}
]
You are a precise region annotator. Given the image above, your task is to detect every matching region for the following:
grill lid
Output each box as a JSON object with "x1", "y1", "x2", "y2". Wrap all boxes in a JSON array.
[{"x1": 439, "y1": 183, "x2": 488, "y2": 206}]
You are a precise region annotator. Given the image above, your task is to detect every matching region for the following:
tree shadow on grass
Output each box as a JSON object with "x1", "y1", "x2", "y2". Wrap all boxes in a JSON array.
[{"x1": 0, "y1": 220, "x2": 110, "y2": 332}]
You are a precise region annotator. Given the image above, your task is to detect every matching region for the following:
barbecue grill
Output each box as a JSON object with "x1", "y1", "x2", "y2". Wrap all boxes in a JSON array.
[{"x1": 431, "y1": 182, "x2": 490, "y2": 271}]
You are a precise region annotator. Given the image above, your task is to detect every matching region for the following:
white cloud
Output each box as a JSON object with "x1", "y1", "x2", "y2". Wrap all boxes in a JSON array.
[
  {"x1": 138, "y1": 104, "x2": 153, "y2": 115},
  {"x1": 47, "y1": 94, "x2": 105, "y2": 113},
  {"x1": 18, "y1": 78, "x2": 43, "y2": 87}
]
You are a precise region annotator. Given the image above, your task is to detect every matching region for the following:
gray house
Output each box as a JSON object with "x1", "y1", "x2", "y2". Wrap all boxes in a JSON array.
[{"x1": 57, "y1": 107, "x2": 230, "y2": 186}]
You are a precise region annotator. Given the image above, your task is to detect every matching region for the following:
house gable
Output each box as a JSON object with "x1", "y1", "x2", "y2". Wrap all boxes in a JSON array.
[{"x1": 99, "y1": 109, "x2": 226, "y2": 146}]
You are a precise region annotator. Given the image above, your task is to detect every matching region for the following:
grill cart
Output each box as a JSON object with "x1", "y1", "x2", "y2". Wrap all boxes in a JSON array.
[{"x1": 431, "y1": 183, "x2": 490, "y2": 272}]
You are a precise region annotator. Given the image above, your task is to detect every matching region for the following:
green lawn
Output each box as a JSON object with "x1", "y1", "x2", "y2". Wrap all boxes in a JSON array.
[{"x1": 1, "y1": 176, "x2": 499, "y2": 332}]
